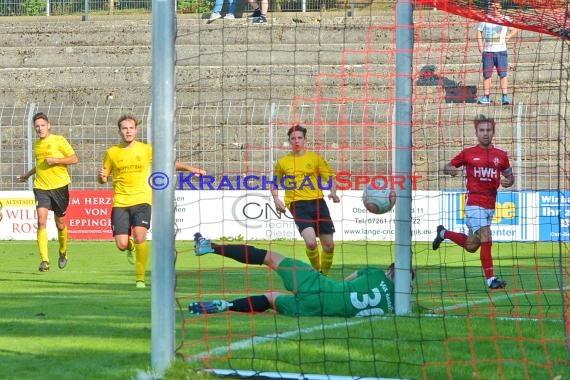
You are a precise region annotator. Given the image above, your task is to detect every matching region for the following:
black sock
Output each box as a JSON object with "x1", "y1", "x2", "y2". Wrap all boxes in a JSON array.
[
  {"x1": 229, "y1": 295, "x2": 271, "y2": 313},
  {"x1": 211, "y1": 244, "x2": 266, "y2": 265}
]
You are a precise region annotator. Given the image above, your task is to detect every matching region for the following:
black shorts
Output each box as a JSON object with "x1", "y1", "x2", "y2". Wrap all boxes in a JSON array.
[
  {"x1": 33, "y1": 185, "x2": 70, "y2": 217},
  {"x1": 289, "y1": 199, "x2": 335, "y2": 236},
  {"x1": 111, "y1": 204, "x2": 151, "y2": 236}
]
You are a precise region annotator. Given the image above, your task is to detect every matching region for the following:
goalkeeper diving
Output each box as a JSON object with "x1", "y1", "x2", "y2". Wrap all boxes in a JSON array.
[{"x1": 189, "y1": 233, "x2": 414, "y2": 317}]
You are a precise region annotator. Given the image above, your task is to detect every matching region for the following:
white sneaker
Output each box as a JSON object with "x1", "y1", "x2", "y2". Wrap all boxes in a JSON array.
[
  {"x1": 223, "y1": 13, "x2": 235, "y2": 19},
  {"x1": 208, "y1": 12, "x2": 222, "y2": 22}
]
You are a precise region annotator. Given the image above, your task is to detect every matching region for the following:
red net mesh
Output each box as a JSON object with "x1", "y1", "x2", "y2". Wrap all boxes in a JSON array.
[{"x1": 416, "y1": 0, "x2": 570, "y2": 40}]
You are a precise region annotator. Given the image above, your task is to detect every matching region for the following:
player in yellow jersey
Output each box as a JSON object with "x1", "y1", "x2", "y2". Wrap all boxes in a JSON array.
[
  {"x1": 98, "y1": 115, "x2": 205, "y2": 289},
  {"x1": 17, "y1": 112, "x2": 78, "y2": 272},
  {"x1": 271, "y1": 125, "x2": 340, "y2": 275}
]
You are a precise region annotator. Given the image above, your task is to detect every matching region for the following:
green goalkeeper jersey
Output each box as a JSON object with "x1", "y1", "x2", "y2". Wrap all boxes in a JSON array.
[{"x1": 274, "y1": 258, "x2": 395, "y2": 317}]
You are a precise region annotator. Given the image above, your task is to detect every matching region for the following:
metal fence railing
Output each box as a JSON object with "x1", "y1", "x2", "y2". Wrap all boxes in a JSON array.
[
  {"x1": 0, "y1": 0, "x2": 379, "y2": 16},
  {"x1": 0, "y1": 101, "x2": 566, "y2": 192}
]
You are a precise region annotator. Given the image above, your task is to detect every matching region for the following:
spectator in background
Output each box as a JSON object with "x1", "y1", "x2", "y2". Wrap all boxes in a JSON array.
[
  {"x1": 17, "y1": 112, "x2": 79, "y2": 272},
  {"x1": 247, "y1": 0, "x2": 268, "y2": 24},
  {"x1": 477, "y1": 0, "x2": 519, "y2": 105},
  {"x1": 207, "y1": 0, "x2": 237, "y2": 23}
]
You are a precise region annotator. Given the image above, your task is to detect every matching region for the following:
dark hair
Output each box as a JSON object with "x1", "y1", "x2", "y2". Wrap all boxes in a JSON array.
[
  {"x1": 473, "y1": 114, "x2": 496, "y2": 132},
  {"x1": 287, "y1": 124, "x2": 307, "y2": 138},
  {"x1": 117, "y1": 114, "x2": 138, "y2": 129},
  {"x1": 33, "y1": 112, "x2": 49, "y2": 123},
  {"x1": 387, "y1": 262, "x2": 415, "y2": 281}
]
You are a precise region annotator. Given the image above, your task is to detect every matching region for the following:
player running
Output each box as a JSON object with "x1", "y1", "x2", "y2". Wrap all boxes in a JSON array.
[
  {"x1": 432, "y1": 114, "x2": 514, "y2": 289},
  {"x1": 98, "y1": 114, "x2": 205, "y2": 288},
  {"x1": 17, "y1": 112, "x2": 78, "y2": 272},
  {"x1": 271, "y1": 124, "x2": 340, "y2": 275}
]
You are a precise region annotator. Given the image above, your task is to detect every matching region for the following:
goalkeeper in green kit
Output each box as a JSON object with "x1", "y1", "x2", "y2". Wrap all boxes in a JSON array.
[{"x1": 189, "y1": 233, "x2": 413, "y2": 317}]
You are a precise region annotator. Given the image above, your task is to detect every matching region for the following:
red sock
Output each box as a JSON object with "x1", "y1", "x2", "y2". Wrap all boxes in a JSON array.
[
  {"x1": 480, "y1": 242, "x2": 494, "y2": 279},
  {"x1": 443, "y1": 230, "x2": 468, "y2": 249}
]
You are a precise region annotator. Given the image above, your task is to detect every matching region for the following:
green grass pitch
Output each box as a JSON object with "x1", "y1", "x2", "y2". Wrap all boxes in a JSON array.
[{"x1": 1, "y1": 240, "x2": 568, "y2": 379}]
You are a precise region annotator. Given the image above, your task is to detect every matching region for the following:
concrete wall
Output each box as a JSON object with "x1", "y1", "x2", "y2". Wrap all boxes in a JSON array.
[{"x1": 0, "y1": 12, "x2": 568, "y2": 190}]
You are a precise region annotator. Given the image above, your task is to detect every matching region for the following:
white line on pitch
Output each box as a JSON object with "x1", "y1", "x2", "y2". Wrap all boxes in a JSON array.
[
  {"x1": 191, "y1": 285, "x2": 568, "y2": 360},
  {"x1": 190, "y1": 316, "x2": 388, "y2": 360}
]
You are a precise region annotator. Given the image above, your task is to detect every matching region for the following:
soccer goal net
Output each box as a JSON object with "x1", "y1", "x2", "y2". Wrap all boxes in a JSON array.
[
  {"x1": 172, "y1": 1, "x2": 570, "y2": 379},
  {"x1": 0, "y1": 0, "x2": 567, "y2": 379}
]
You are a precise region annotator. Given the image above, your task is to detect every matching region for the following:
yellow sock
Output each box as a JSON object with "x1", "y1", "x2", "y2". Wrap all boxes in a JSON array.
[
  {"x1": 37, "y1": 227, "x2": 49, "y2": 262},
  {"x1": 127, "y1": 237, "x2": 135, "y2": 252},
  {"x1": 58, "y1": 225, "x2": 68, "y2": 254},
  {"x1": 320, "y1": 250, "x2": 334, "y2": 276},
  {"x1": 135, "y1": 241, "x2": 149, "y2": 282},
  {"x1": 305, "y1": 246, "x2": 320, "y2": 271}
]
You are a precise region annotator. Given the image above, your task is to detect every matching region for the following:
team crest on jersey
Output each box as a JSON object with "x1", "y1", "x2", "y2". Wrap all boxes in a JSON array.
[{"x1": 493, "y1": 157, "x2": 500, "y2": 166}]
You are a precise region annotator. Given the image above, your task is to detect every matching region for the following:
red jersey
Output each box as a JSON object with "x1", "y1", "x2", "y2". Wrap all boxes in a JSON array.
[{"x1": 450, "y1": 145, "x2": 512, "y2": 209}]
